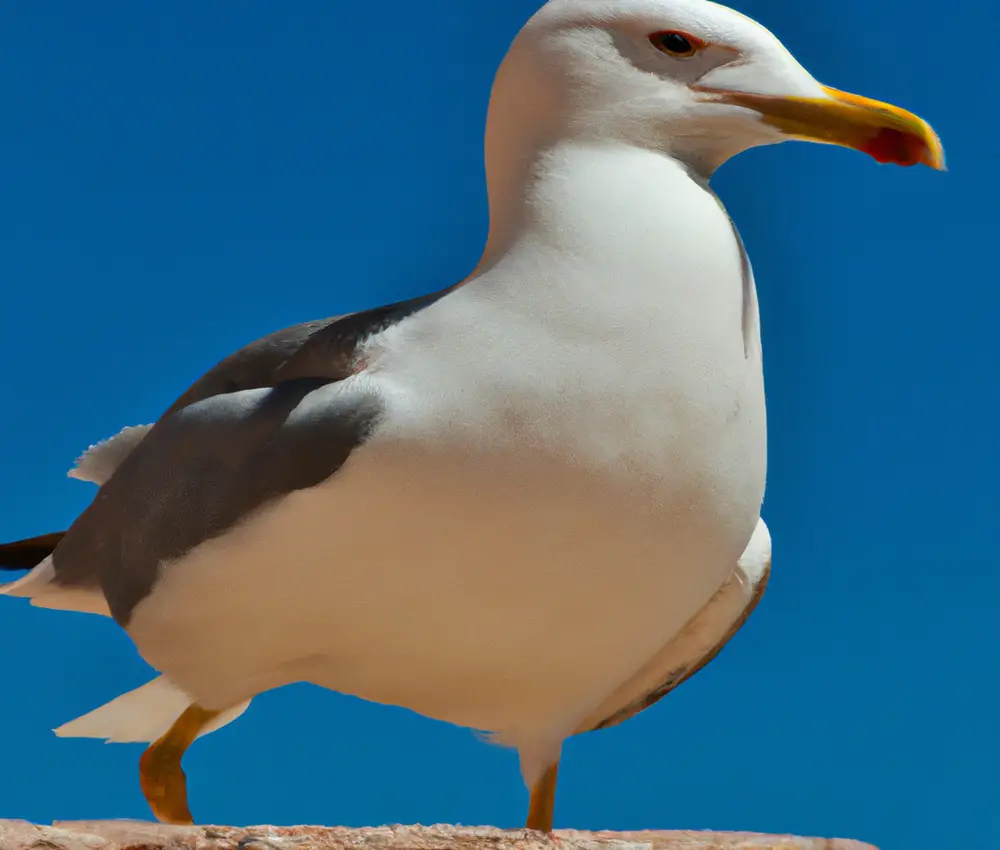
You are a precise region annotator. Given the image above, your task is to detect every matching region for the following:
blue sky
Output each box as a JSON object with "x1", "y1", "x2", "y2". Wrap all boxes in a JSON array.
[{"x1": 0, "y1": 3, "x2": 993, "y2": 850}]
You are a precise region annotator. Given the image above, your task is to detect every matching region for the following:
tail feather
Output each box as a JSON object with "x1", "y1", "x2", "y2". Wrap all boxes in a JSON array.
[
  {"x1": 54, "y1": 675, "x2": 251, "y2": 744},
  {"x1": 0, "y1": 532, "x2": 66, "y2": 570},
  {"x1": 0, "y1": 554, "x2": 111, "y2": 617}
]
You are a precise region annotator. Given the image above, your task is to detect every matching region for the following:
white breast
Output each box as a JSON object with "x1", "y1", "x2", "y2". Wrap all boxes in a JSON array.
[
  {"x1": 128, "y1": 432, "x2": 761, "y2": 745},
  {"x1": 127, "y1": 143, "x2": 768, "y2": 754}
]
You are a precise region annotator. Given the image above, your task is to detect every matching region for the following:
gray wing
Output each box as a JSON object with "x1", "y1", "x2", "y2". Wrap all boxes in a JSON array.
[
  {"x1": 56, "y1": 377, "x2": 380, "y2": 625},
  {"x1": 1, "y1": 286, "x2": 454, "y2": 616},
  {"x1": 162, "y1": 287, "x2": 453, "y2": 417},
  {"x1": 159, "y1": 317, "x2": 340, "y2": 417},
  {"x1": 63, "y1": 287, "x2": 455, "y2": 485},
  {"x1": 63, "y1": 317, "x2": 352, "y2": 488},
  {"x1": 583, "y1": 558, "x2": 771, "y2": 733}
]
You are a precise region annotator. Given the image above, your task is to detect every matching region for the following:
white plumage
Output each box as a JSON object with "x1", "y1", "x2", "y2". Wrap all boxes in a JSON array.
[
  {"x1": 0, "y1": 0, "x2": 942, "y2": 827},
  {"x1": 73, "y1": 32, "x2": 772, "y2": 789}
]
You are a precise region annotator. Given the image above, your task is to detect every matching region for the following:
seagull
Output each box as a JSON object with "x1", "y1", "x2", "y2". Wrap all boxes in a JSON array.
[{"x1": 0, "y1": 0, "x2": 941, "y2": 831}]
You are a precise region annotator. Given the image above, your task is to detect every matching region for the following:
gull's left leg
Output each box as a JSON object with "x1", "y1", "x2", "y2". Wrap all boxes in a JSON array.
[
  {"x1": 138, "y1": 703, "x2": 220, "y2": 824},
  {"x1": 525, "y1": 760, "x2": 560, "y2": 832}
]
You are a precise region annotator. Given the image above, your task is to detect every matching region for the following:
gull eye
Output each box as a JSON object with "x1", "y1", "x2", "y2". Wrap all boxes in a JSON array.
[{"x1": 649, "y1": 30, "x2": 703, "y2": 58}]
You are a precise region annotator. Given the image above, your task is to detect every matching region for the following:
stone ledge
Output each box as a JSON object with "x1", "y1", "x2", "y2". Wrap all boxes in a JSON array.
[{"x1": 0, "y1": 822, "x2": 877, "y2": 850}]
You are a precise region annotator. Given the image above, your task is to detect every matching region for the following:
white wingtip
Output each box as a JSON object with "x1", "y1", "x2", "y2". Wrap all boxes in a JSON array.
[
  {"x1": 68, "y1": 424, "x2": 153, "y2": 485},
  {"x1": 54, "y1": 675, "x2": 251, "y2": 744},
  {"x1": 737, "y1": 517, "x2": 771, "y2": 584},
  {"x1": 0, "y1": 557, "x2": 57, "y2": 598},
  {"x1": 0, "y1": 557, "x2": 112, "y2": 617}
]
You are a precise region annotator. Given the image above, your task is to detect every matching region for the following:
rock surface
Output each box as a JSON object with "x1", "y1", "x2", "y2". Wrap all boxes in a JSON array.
[{"x1": 0, "y1": 822, "x2": 876, "y2": 850}]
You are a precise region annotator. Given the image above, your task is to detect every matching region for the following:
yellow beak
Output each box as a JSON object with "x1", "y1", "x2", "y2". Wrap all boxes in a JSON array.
[{"x1": 702, "y1": 85, "x2": 945, "y2": 170}]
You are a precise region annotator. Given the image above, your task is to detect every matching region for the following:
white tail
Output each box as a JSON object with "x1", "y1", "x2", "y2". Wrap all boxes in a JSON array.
[{"x1": 54, "y1": 675, "x2": 251, "y2": 744}]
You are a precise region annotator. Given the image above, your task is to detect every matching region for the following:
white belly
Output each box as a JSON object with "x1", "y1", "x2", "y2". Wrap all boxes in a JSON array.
[{"x1": 127, "y1": 423, "x2": 764, "y2": 745}]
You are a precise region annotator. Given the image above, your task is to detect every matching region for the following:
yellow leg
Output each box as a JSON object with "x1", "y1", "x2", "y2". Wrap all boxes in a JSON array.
[
  {"x1": 525, "y1": 761, "x2": 560, "y2": 832},
  {"x1": 138, "y1": 704, "x2": 219, "y2": 825}
]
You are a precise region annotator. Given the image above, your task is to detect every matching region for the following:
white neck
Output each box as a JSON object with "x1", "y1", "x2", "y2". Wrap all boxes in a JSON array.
[
  {"x1": 367, "y1": 137, "x2": 765, "y2": 488},
  {"x1": 467, "y1": 139, "x2": 758, "y2": 365}
]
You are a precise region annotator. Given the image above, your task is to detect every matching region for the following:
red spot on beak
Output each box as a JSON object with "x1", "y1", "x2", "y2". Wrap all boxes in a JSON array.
[{"x1": 862, "y1": 127, "x2": 927, "y2": 167}]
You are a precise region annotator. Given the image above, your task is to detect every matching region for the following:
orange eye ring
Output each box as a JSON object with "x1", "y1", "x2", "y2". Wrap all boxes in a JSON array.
[{"x1": 649, "y1": 30, "x2": 705, "y2": 58}]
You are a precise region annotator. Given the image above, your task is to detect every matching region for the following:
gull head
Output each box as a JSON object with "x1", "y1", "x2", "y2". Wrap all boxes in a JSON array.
[{"x1": 490, "y1": 0, "x2": 944, "y2": 176}]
